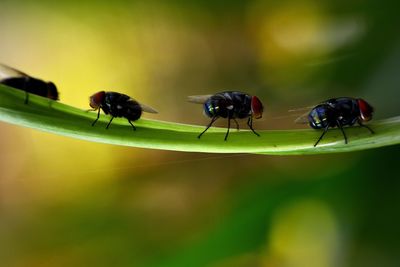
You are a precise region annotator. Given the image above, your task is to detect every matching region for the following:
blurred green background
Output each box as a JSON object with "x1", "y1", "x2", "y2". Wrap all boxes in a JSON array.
[{"x1": 0, "y1": 1, "x2": 399, "y2": 266}]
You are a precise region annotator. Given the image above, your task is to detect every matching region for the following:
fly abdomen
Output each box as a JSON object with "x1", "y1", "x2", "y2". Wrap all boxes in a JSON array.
[
  {"x1": 124, "y1": 102, "x2": 142, "y2": 121},
  {"x1": 2, "y1": 77, "x2": 53, "y2": 99},
  {"x1": 204, "y1": 101, "x2": 218, "y2": 117},
  {"x1": 308, "y1": 105, "x2": 332, "y2": 129},
  {"x1": 204, "y1": 97, "x2": 229, "y2": 118},
  {"x1": 1, "y1": 77, "x2": 29, "y2": 90}
]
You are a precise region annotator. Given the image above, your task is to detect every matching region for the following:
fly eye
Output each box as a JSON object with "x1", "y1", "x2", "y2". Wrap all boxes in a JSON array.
[
  {"x1": 251, "y1": 96, "x2": 263, "y2": 119},
  {"x1": 89, "y1": 97, "x2": 98, "y2": 108},
  {"x1": 89, "y1": 91, "x2": 105, "y2": 108},
  {"x1": 358, "y1": 99, "x2": 373, "y2": 121}
]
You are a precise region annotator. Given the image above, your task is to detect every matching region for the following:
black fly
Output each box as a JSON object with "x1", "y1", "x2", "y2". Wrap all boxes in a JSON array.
[
  {"x1": 0, "y1": 63, "x2": 59, "y2": 104},
  {"x1": 296, "y1": 97, "x2": 374, "y2": 147},
  {"x1": 188, "y1": 91, "x2": 264, "y2": 141},
  {"x1": 89, "y1": 91, "x2": 158, "y2": 130}
]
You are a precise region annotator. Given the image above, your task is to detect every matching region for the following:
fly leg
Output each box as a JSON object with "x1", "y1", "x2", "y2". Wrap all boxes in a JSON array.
[
  {"x1": 224, "y1": 117, "x2": 231, "y2": 141},
  {"x1": 91, "y1": 108, "x2": 101, "y2": 126},
  {"x1": 247, "y1": 117, "x2": 260, "y2": 137},
  {"x1": 106, "y1": 117, "x2": 114, "y2": 129},
  {"x1": 358, "y1": 121, "x2": 375, "y2": 134},
  {"x1": 198, "y1": 116, "x2": 218, "y2": 139},
  {"x1": 128, "y1": 120, "x2": 137, "y2": 131},
  {"x1": 314, "y1": 125, "x2": 330, "y2": 147},
  {"x1": 337, "y1": 120, "x2": 348, "y2": 144}
]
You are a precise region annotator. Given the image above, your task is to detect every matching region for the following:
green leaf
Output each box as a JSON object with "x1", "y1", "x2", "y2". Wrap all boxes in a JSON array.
[{"x1": 0, "y1": 84, "x2": 399, "y2": 155}]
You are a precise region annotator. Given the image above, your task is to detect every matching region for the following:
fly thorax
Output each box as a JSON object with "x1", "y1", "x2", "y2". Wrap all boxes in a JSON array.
[{"x1": 105, "y1": 102, "x2": 113, "y2": 110}]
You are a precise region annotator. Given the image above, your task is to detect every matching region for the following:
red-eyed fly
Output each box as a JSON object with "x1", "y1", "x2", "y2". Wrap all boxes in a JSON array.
[
  {"x1": 0, "y1": 63, "x2": 59, "y2": 103},
  {"x1": 89, "y1": 91, "x2": 158, "y2": 130},
  {"x1": 296, "y1": 97, "x2": 374, "y2": 147},
  {"x1": 188, "y1": 91, "x2": 264, "y2": 141}
]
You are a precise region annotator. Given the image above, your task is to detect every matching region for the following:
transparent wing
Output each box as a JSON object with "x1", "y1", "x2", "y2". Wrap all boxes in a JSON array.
[
  {"x1": 140, "y1": 103, "x2": 158, "y2": 114},
  {"x1": 0, "y1": 63, "x2": 28, "y2": 80},
  {"x1": 187, "y1": 95, "x2": 212, "y2": 104},
  {"x1": 294, "y1": 111, "x2": 310, "y2": 124},
  {"x1": 287, "y1": 105, "x2": 315, "y2": 124},
  {"x1": 272, "y1": 106, "x2": 314, "y2": 121},
  {"x1": 288, "y1": 106, "x2": 315, "y2": 113}
]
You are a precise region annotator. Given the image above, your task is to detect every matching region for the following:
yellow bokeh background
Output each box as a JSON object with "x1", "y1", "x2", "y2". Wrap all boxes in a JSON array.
[{"x1": 0, "y1": 1, "x2": 399, "y2": 266}]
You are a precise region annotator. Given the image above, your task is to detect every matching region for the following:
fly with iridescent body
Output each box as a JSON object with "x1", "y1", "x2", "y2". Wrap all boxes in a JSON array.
[
  {"x1": 295, "y1": 97, "x2": 375, "y2": 146},
  {"x1": 89, "y1": 91, "x2": 158, "y2": 130},
  {"x1": 188, "y1": 91, "x2": 264, "y2": 141}
]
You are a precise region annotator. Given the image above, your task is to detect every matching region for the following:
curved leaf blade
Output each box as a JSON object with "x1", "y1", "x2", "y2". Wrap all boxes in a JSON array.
[{"x1": 0, "y1": 84, "x2": 399, "y2": 155}]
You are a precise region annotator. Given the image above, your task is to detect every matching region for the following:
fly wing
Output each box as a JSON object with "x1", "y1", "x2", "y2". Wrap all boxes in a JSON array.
[
  {"x1": 0, "y1": 63, "x2": 28, "y2": 80},
  {"x1": 140, "y1": 103, "x2": 158, "y2": 114},
  {"x1": 294, "y1": 111, "x2": 310, "y2": 124},
  {"x1": 288, "y1": 105, "x2": 315, "y2": 124},
  {"x1": 187, "y1": 95, "x2": 212, "y2": 104},
  {"x1": 272, "y1": 106, "x2": 314, "y2": 121},
  {"x1": 288, "y1": 106, "x2": 315, "y2": 113}
]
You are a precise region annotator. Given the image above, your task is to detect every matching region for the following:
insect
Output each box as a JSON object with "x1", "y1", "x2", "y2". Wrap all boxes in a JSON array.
[
  {"x1": 0, "y1": 63, "x2": 59, "y2": 104},
  {"x1": 296, "y1": 97, "x2": 374, "y2": 147},
  {"x1": 188, "y1": 91, "x2": 264, "y2": 141},
  {"x1": 89, "y1": 91, "x2": 158, "y2": 130}
]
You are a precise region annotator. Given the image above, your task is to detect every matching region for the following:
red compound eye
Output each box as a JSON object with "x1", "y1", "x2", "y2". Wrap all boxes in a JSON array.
[
  {"x1": 358, "y1": 98, "x2": 374, "y2": 121},
  {"x1": 90, "y1": 91, "x2": 106, "y2": 109},
  {"x1": 251, "y1": 96, "x2": 264, "y2": 119}
]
